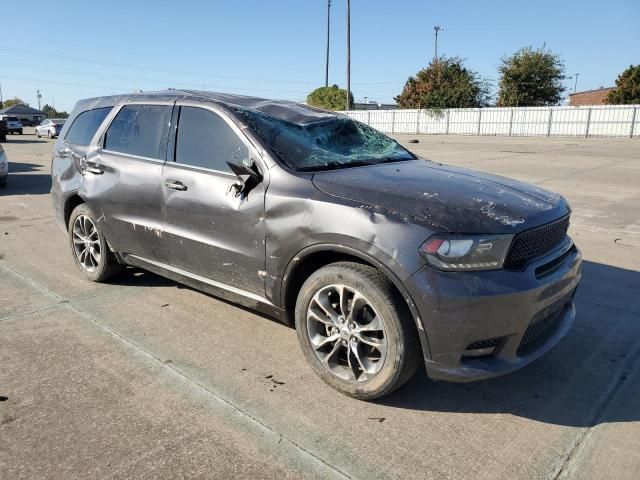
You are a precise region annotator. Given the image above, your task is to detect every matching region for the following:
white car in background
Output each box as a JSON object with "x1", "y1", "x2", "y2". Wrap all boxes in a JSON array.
[
  {"x1": 36, "y1": 119, "x2": 66, "y2": 139},
  {"x1": 0, "y1": 144, "x2": 7, "y2": 187}
]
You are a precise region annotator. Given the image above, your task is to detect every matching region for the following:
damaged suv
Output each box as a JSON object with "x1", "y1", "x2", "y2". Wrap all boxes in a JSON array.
[{"x1": 51, "y1": 91, "x2": 582, "y2": 399}]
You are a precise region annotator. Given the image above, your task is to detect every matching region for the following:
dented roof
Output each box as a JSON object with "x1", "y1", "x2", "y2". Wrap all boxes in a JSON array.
[{"x1": 74, "y1": 89, "x2": 337, "y2": 125}]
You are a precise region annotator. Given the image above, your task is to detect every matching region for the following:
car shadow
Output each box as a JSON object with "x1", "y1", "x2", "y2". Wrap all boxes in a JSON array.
[
  {"x1": 8, "y1": 162, "x2": 42, "y2": 173},
  {"x1": 3, "y1": 138, "x2": 49, "y2": 144},
  {"x1": 378, "y1": 260, "x2": 640, "y2": 428},
  {"x1": 109, "y1": 267, "x2": 288, "y2": 326},
  {"x1": 1, "y1": 174, "x2": 51, "y2": 195}
]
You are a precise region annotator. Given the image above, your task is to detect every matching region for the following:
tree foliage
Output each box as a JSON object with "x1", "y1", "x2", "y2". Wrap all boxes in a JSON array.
[
  {"x1": 42, "y1": 104, "x2": 69, "y2": 118},
  {"x1": 497, "y1": 46, "x2": 565, "y2": 106},
  {"x1": 606, "y1": 65, "x2": 640, "y2": 105},
  {"x1": 306, "y1": 85, "x2": 354, "y2": 111},
  {"x1": 395, "y1": 57, "x2": 489, "y2": 109},
  {"x1": 1, "y1": 97, "x2": 28, "y2": 109}
]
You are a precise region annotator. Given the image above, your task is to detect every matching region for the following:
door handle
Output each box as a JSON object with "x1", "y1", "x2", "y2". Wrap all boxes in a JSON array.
[{"x1": 165, "y1": 180, "x2": 187, "y2": 191}]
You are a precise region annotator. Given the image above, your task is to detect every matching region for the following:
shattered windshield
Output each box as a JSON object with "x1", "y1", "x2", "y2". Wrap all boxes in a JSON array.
[{"x1": 233, "y1": 108, "x2": 415, "y2": 171}]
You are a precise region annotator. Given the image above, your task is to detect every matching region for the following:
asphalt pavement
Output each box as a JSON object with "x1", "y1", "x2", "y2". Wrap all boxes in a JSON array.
[{"x1": 1, "y1": 130, "x2": 639, "y2": 479}]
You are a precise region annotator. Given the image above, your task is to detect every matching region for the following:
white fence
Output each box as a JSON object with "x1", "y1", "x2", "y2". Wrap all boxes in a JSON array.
[{"x1": 342, "y1": 105, "x2": 640, "y2": 138}]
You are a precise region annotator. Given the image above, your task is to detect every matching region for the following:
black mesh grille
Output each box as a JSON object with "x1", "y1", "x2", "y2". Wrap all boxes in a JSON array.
[
  {"x1": 466, "y1": 337, "x2": 505, "y2": 351},
  {"x1": 517, "y1": 305, "x2": 565, "y2": 356},
  {"x1": 505, "y1": 215, "x2": 570, "y2": 269}
]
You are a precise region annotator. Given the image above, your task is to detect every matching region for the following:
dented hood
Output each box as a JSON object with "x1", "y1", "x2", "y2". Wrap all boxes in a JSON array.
[{"x1": 312, "y1": 160, "x2": 570, "y2": 233}]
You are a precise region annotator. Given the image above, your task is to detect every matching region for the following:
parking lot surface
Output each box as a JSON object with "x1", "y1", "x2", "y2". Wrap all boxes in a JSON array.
[{"x1": 1, "y1": 130, "x2": 639, "y2": 479}]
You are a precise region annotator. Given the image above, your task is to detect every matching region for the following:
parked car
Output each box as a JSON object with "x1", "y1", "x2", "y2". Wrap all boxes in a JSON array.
[
  {"x1": 0, "y1": 119, "x2": 7, "y2": 142},
  {"x1": 1, "y1": 116, "x2": 23, "y2": 135},
  {"x1": 36, "y1": 118, "x2": 66, "y2": 138},
  {"x1": 0, "y1": 143, "x2": 7, "y2": 186},
  {"x1": 51, "y1": 91, "x2": 582, "y2": 399}
]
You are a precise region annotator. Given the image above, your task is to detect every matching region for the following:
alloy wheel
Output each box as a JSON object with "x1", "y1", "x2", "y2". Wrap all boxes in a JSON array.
[
  {"x1": 72, "y1": 215, "x2": 102, "y2": 272},
  {"x1": 306, "y1": 284, "x2": 387, "y2": 382}
]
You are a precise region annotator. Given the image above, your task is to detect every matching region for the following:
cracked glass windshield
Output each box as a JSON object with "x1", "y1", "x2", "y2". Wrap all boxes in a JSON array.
[{"x1": 234, "y1": 108, "x2": 415, "y2": 171}]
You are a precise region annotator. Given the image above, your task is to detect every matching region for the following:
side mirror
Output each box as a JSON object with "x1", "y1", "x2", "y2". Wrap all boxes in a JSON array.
[{"x1": 226, "y1": 159, "x2": 262, "y2": 197}]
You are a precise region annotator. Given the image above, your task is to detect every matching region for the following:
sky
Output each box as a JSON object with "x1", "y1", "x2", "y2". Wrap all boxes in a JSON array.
[{"x1": 1, "y1": 0, "x2": 638, "y2": 112}]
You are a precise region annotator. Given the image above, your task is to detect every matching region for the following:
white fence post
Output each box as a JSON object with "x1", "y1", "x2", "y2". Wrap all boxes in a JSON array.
[
  {"x1": 477, "y1": 109, "x2": 482, "y2": 135},
  {"x1": 585, "y1": 108, "x2": 592, "y2": 138},
  {"x1": 391, "y1": 110, "x2": 396, "y2": 134},
  {"x1": 416, "y1": 109, "x2": 420, "y2": 134},
  {"x1": 546, "y1": 108, "x2": 554, "y2": 137},
  {"x1": 508, "y1": 109, "x2": 514, "y2": 136},
  {"x1": 630, "y1": 107, "x2": 637, "y2": 139},
  {"x1": 445, "y1": 109, "x2": 450, "y2": 135}
]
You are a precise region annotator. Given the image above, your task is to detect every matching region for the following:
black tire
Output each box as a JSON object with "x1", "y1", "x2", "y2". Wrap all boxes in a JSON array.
[
  {"x1": 47, "y1": 131, "x2": 52, "y2": 139},
  {"x1": 68, "y1": 203, "x2": 122, "y2": 282},
  {"x1": 18, "y1": 129, "x2": 23, "y2": 135},
  {"x1": 295, "y1": 261, "x2": 420, "y2": 400}
]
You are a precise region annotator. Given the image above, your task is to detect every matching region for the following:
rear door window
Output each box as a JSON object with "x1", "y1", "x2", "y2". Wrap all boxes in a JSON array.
[
  {"x1": 175, "y1": 106, "x2": 248, "y2": 172},
  {"x1": 65, "y1": 107, "x2": 113, "y2": 146},
  {"x1": 104, "y1": 104, "x2": 172, "y2": 160}
]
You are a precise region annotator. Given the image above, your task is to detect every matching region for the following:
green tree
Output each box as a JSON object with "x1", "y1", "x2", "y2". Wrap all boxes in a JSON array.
[
  {"x1": 1, "y1": 97, "x2": 28, "y2": 109},
  {"x1": 306, "y1": 85, "x2": 354, "y2": 111},
  {"x1": 606, "y1": 65, "x2": 640, "y2": 104},
  {"x1": 395, "y1": 57, "x2": 489, "y2": 109},
  {"x1": 41, "y1": 104, "x2": 69, "y2": 118},
  {"x1": 42, "y1": 104, "x2": 57, "y2": 118},
  {"x1": 497, "y1": 46, "x2": 565, "y2": 106}
]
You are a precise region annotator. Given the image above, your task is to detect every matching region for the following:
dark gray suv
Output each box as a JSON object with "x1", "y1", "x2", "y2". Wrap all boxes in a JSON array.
[{"x1": 51, "y1": 90, "x2": 582, "y2": 399}]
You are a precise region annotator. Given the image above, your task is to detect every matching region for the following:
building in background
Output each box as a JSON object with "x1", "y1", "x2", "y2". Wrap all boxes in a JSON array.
[
  {"x1": 568, "y1": 87, "x2": 615, "y2": 106},
  {"x1": 0, "y1": 104, "x2": 46, "y2": 126}
]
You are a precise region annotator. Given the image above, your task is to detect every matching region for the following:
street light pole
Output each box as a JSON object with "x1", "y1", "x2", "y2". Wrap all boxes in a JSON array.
[
  {"x1": 325, "y1": 0, "x2": 331, "y2": 88},
  {"x1": 36, "y1": 89, "x2": 42, "y2": 110},
  {"x1": 433, "y1": 25, "x2": 443, "y2": 62},
  {"x1": 573, "y1": 73, "x2": 580, "y2": 93},
  {"x1": 346, "y1": 0, "x2": 351, "y2": 110}
]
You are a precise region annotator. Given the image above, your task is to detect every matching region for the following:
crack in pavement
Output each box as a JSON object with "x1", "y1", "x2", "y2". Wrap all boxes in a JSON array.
[
  {"x1": 549, "y1": 325, "x2": 640, "y2": 480},
  {"x1": 0, "y1": 262, "x2": 352, "y2": 479}
]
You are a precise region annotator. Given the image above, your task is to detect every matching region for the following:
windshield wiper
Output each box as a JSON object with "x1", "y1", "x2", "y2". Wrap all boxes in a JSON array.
[{"x1": 297, "y1": 160, "x2": 376, "y2": 172}]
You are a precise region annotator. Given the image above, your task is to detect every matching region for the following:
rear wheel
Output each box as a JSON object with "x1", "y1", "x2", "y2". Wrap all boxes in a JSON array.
[
  {"x1": 68, "y1": 203, "x2": 121, "y2": 282},
  {"x1": 47, "y1": 130, "x2": 52, "y2": 139},
  {"x1": 295, "y1": 261, "x2": 419, "y2": 400}
]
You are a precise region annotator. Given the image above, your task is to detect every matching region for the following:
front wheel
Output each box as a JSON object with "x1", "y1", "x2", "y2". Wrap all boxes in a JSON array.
[
  {"x1": 68, "y1": 203, "x2": 122, "y2": 282},
  {"x1": 295, "y1": 262, "x2": 419, "y2": 400},
  {"x1": 36, "y1": 130, "x2": 41, "y2": 138}
]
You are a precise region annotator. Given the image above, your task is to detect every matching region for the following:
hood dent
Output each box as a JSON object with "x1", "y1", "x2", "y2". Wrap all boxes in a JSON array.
[{"x1": 312, "y1": 160, "x2": 569, "y2": 233}]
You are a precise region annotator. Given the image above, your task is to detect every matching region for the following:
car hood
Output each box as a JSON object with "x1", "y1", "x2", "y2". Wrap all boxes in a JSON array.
[{"x1": 311, "y1": 159, "x2": 570, "y2": 233}]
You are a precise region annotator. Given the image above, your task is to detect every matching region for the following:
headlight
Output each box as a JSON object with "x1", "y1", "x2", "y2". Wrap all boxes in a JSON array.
[{"x1": 420, "y1": 233, "x2": 514, "y2": 271}]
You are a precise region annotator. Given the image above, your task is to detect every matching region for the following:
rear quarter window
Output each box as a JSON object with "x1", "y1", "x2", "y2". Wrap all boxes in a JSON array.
[{"x1": 65, "y1": 107, "x2": 113, "y2": 146}]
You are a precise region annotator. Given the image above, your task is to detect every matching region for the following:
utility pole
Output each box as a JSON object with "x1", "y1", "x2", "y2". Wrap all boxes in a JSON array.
[
  {"x1": 0, "y1": 82, "x2": 3, "y2": 107},
  {"x1": 346, "y1": 0, "x2": 351, "y2": 110},
  {"x1": 434, "y1": 25, "x2": 443, "y2": 62},
  {"x1": 573, "y1": 73, "x2": 580, "y2": 93},
  {"x1": 325, "y1": 0, "x2": 331, "y2": 88},
  {"x1": 36, "y1": 89, "x2": 42, "y2": 110}
]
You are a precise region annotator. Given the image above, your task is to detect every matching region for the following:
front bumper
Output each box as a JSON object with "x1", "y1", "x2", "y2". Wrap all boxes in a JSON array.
[{"x1": 405, "y1": 240, "x2": 582, "y2": 382}]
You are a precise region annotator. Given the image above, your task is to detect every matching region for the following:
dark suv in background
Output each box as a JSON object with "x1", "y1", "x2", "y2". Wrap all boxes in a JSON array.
[{"x1": 51, "y1": 90, "x2": 582, "y2": 399}]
